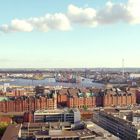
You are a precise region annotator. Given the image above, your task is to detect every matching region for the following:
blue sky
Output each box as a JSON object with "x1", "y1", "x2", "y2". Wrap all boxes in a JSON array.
[{"x1": 0, "y1": 0, "x2": 140, "y2": 68}]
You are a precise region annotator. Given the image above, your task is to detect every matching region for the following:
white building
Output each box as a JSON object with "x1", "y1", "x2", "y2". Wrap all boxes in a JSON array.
[{"x1": 34, "y1": 108, "x2": 81, "y2": 124}]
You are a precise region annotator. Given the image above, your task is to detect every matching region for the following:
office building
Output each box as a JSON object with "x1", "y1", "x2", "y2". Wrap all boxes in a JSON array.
[{"x1": 34, "y1": 108, "x2": 81, "y2": 124}]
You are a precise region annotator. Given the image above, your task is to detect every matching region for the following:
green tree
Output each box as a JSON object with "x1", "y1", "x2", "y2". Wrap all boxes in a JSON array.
[
  {"x1": 83, "y1": 105, "x2": 88, "y2": 111},
  {"x1": 0, "y1": 122, "x2": 9, "y2": 137}
]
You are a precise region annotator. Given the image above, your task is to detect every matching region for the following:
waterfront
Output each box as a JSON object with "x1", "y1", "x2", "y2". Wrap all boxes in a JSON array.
[{"x1": 0, "y1": 78, "x2": 104, "y2": 88}]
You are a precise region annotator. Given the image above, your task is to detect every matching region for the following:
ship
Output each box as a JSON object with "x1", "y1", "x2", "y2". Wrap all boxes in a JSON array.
[{"x1": 55, "y1": 73, "x2": 81, "y2": 83}]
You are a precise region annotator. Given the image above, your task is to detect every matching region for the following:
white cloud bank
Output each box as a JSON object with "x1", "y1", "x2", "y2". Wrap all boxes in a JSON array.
[
  {"x1": 0, "y1": 19, "x2": 33, "y2": 33},
  {"x1": 0, "y1": 0, "x2": 140, "y2": 33},
  {"x1": 0, "y1": 13, "x2": 71, "y2": 33},
  {"x1": 28, "y1": 13, "x2": 71, "y2": 32},
  {"x1": 68, "y1": 4, "x2": 97, "y2": 27}
]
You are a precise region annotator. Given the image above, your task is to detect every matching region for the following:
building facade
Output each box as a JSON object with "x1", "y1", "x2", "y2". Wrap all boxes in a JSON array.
[
  {"x1": 0, "y1": 95, "x2": 55, "y2": 113},
  {"x1": 33, "y1": 108, "x2": 81, "y2": 124},
  {"x1": 93, "y1": 109, "x2": 140, "y2": 140},
  {"x1": 0, "y1": 87, "x2": 137, "y2": 113}
]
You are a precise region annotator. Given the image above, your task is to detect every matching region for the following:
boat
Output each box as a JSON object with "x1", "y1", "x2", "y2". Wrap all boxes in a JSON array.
[{"x1": 55, "y1": 73, "x2": 81, "y2": 83}]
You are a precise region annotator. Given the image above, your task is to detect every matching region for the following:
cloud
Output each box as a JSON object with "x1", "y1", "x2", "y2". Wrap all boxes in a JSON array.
[
  {"x1": 0, "y1": 19, "x2": 33, "y2": 33},
  {"x1": 126, "y1": 0, "x2": 140, "y2": 24},
  {"x1": 67, "y1": 4, "x2": 97, "y2": 27},
  {"x1": 28, "y1": 13, "x2": 71, "y2": 32},
  {"x1": 68, "y1": 0, "x2": 140, "y2": 26},
  {"x1": 0, "y1": 13, "x2": 71, "y2": 33},
  {"x1": 0, "y1": 0, "x2": 140, "y2": 33},
  {"x1": 67, "y1": 3, "x2": 128, "y2": 26},
  {"x1": 96, "y1": 0, "x2": 140, "y2": 25},
  {"x1": 96, "y1": 2, "x2": 128, "y2": 24}
]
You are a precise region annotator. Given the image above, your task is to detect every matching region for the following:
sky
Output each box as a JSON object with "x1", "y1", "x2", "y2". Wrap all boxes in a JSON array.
[{"x1": 0, "y1": 0, "x2": 140, "y2": 68}]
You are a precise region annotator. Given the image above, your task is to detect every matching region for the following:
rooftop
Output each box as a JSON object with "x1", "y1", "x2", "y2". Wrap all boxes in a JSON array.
[
  {"x1": 86, "y1": 122, "x2": 118, "y2": 140},
  {"x1": 98, "y1": 108, "x2": 140, "y2": 130},
  {"x1": 34, "y1": 108, "x2": 77, "y2": 115},
  {"x1": 1, "y1": 124, "x2": 21, "y2": 140},
  {"x1": 34, "y1": 129, "x2": 95, "y2": 139}
]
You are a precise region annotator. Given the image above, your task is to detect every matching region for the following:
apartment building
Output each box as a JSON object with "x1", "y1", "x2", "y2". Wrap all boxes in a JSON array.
[{"x1": 93, "y1": 108, "x2": 140, "y2": 140}]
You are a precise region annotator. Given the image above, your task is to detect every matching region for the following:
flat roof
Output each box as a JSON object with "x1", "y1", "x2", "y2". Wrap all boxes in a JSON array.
[
  {"x1": 22, "y1": 122, "x2": 49, "y2": 128},
  {"x1": 87, "y1": 122, "x2": 118, "y2": 140},
  {"x1": 99, "y1": 110, "x2": 140, "y2": 129},
  {"x1": 34, "y1": 129, "x2": 95, "y2": 138},
  {"x1": 34, "y1": 108, "x2": 76, "y2": 115}
]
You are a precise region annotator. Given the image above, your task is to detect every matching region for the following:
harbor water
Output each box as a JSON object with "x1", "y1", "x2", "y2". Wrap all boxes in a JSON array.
[{"x1": 0, "y1": 78, "x2": 104, "y2": 88}]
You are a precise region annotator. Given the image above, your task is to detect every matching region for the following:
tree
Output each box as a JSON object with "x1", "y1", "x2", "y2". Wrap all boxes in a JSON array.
[
  {"x1": 83, "y1": 105, "x2": 88, "y2": 111},
  {"x1": 0, "y1": 122, "x2": 8, "y2": 136}
]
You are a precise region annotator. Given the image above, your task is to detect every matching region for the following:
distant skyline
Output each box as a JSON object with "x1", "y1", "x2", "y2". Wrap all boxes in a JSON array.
[{"x1": 0, "y1": 0, "x2": 140, "y2": 68}]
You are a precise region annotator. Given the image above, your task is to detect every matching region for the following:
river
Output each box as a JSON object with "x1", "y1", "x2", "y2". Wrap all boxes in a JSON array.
[{"x1": 0, "y1": 78, "x2": 104, "y2": 88}]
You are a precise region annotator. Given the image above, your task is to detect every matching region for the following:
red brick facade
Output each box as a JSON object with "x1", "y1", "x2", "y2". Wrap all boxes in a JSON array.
[
  {"x1": 0, "y1": 96, "x2": 55, "y2": 113},
  {"x1": 5, "y1": 89, "x2": 26, "y2": 97},
  {"x1": 136, "y1": 89, "x2": 140, "y2": 104},
  {"x1": 66, "y1": 88, "x2": 136, "y2": 108},
  {"x1": 103, "y1": 90, "x2": 136, "y2": 107},
  {"x1": 57, "y1": 89, "x2": 68, "y2": 106},
  {"x1": 0, "y1": 87, "x2": 137, "y2": 113}
]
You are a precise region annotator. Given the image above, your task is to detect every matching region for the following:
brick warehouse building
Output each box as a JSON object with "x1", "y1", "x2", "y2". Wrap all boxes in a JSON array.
[
  {"x1": 1, "y1": 88, "x2": 26, "y2": 97},
  {"x1": 58, "y1": 87, "x2": 136, "y2": 108},
  {"x1": 136, "y1": 88, "x2": 140, "y2": 104},
  {"x1": 57, "y1": 88, "x2": 68, "y2": 106},
  {"x1": 0, "y1": 87, "x2": 137, "y2": 113},
  {"x1": 0, "y1": 94, "x2": 56, "y2": 113},
  {"x1": 103, "y1": 88, "x2": 136, "y2": 107},
  {"x1": 66, "y1": 88, "x2": 97, "y2": 108}
]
